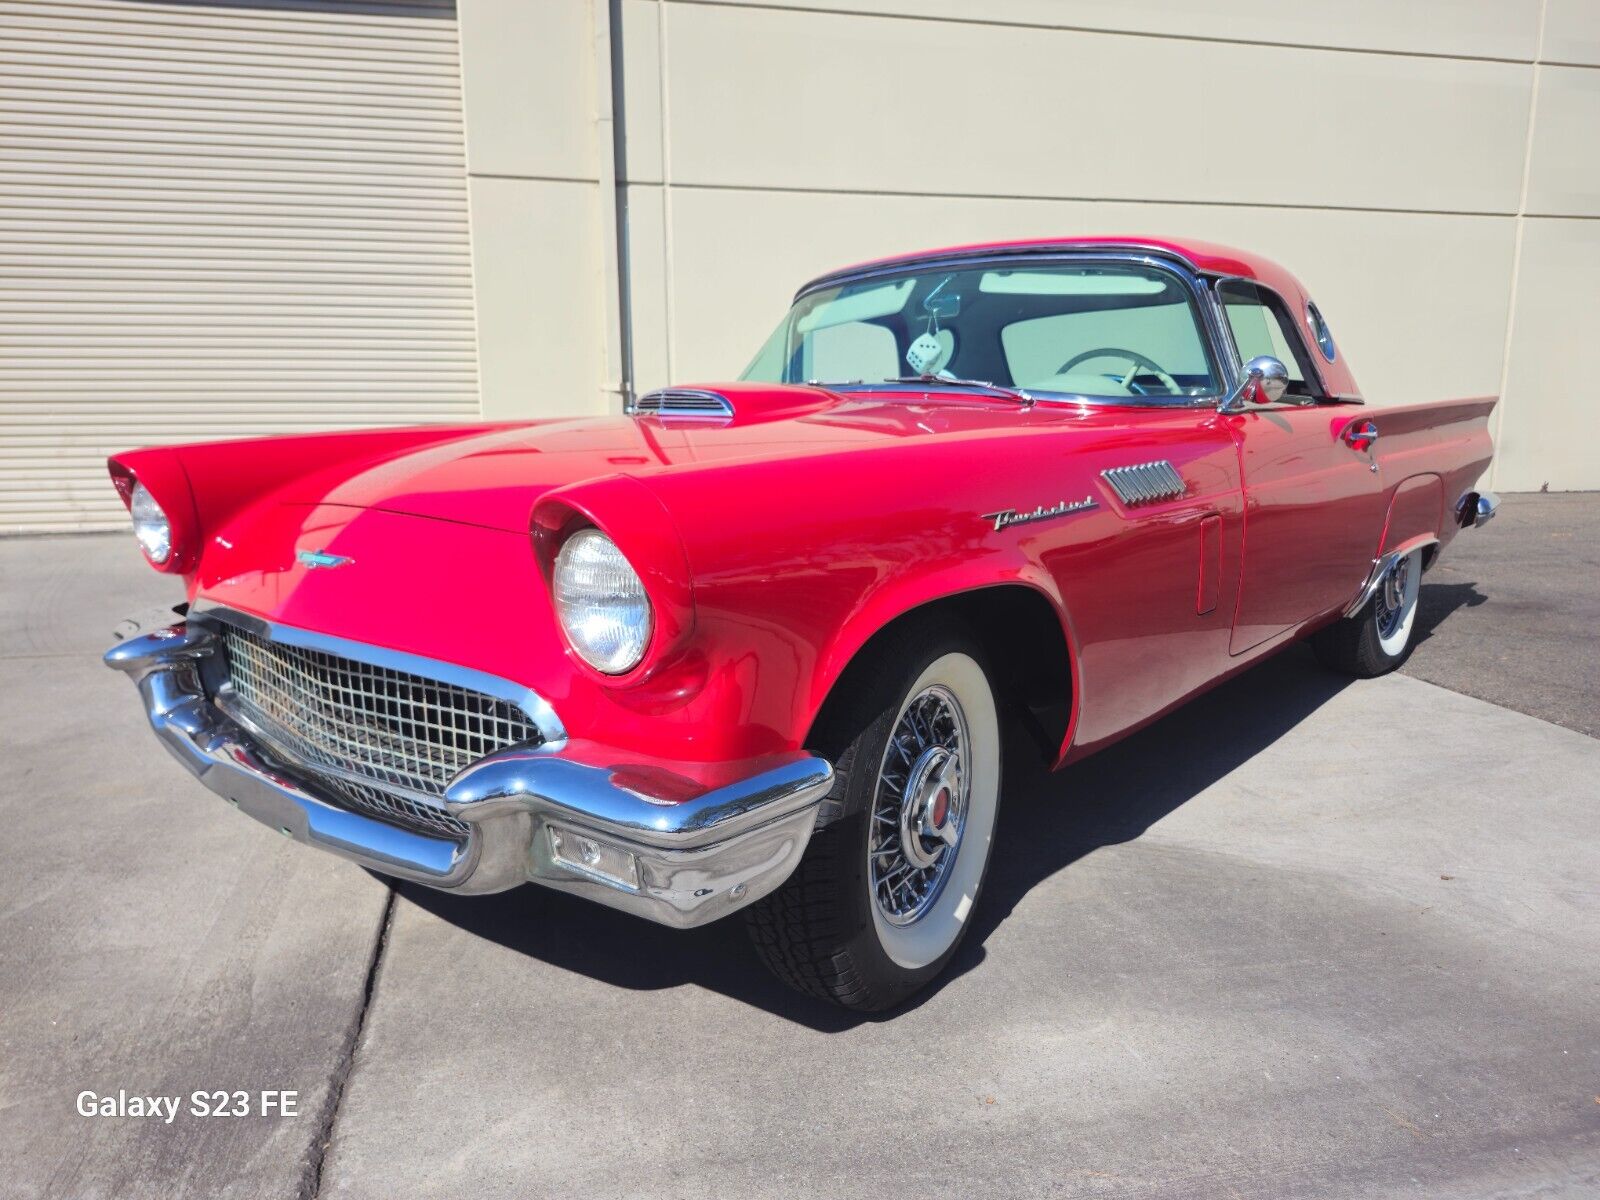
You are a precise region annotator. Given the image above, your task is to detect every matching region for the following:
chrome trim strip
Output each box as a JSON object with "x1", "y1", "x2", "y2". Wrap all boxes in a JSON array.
[
  {"x1": 1102, "y1": 461, "x2": 1187, "y2": 506},
  {"x1": 1343, "y1": 536, "x2": 1440, "y2": 619},
  {"x1": 106, "y1": 622, "x2": 834, "y2": 926},
  {"x1": 188, "y1": 604, "x2": 567, "y2": 746},
  {"x1": 796, "y1": 241, "x2": 1206, "y2": 298}
]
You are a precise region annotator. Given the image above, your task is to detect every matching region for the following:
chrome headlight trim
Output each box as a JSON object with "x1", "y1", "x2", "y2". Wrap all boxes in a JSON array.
[{"x1": 553, "y1": 528, "x2": 653, "y2": 675}]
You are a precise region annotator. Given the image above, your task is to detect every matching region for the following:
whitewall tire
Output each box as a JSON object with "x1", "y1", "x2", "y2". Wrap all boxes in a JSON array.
[
  {"x1": 1312, "y1": 547, "x2": 1426, "y2": 677},
  {"x1": 746, "y1": 622, "x2": 1003, "y2": 1010}
]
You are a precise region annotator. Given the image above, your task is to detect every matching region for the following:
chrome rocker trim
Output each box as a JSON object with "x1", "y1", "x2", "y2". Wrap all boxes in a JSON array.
[{"x1": 105, "y1": 621, "x2": 834, "y2": 928}]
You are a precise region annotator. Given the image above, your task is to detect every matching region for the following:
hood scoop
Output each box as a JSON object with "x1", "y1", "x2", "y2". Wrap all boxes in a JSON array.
[{"x1": 629, "y1": 388, "x2": 735, "y2": 420}]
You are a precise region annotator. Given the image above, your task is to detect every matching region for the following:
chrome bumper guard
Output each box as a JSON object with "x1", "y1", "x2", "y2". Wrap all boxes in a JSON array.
[
  {"x1": 105, "y1": 623, "x2": 833, "y2": 929},
  {"x1": 1457, "y1": 489, "x2": 1500, "y2": 528}
]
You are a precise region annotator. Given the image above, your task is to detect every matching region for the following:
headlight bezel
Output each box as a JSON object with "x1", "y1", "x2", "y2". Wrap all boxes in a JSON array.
[
  {"x1": 552, "y1": 527, "x2": 655, "y2": 676},
  {"x1": 109, "y1": 454, "x2": 196, "y2": 574}
]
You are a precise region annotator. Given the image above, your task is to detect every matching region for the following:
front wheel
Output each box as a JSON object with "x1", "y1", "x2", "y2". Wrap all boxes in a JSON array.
[
  {"x1": 745, "y1": 625, "x2": 1002, "y2": 1011},
  {"x1": 1311, "y1": 547, "x2": 1424, "y2": 677}
]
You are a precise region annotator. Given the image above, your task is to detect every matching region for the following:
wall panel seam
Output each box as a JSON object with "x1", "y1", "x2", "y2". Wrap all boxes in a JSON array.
[
  {"x1": 648, "y1": 179, "x2": 1546, "y2": 220},
  {"x1": 1493, "y1": 0, "x2": 1548, "y2": 491},
  {"x1": 664, "y1": 0, "x2": 1544, "y2": 66},
  {"x1": 464, "y1": 171, "x2": 600, "y2": 185}
]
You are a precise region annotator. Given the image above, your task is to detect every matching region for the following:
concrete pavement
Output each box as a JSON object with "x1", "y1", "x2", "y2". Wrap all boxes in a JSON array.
[
  {"x1": 317, "y1": 660, "x2": 1600, "y2": 1200},
  {"x1": 1, "y1": 498, "x2": 1596, "y2": 1199},
  {"x1": 0, "y1": 536, "x2": 389, "y2": 1199}
]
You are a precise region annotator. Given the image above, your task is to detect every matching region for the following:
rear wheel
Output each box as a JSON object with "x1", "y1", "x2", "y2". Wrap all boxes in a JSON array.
[
  {"x1": 1311, "y1": 547, "x2": 1423, "y2": 677},
  {"x1": 745, "y1": 623, "x2": 1002, "y2": 1011}
]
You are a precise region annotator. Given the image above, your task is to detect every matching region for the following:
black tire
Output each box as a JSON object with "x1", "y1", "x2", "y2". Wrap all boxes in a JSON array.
[
  {"x1": 745, "y1": 619, "x2": 1002, "y2": 1011},
  {"x1": 1311, "y1": 548, "x2": 1424, "y2": 678}
]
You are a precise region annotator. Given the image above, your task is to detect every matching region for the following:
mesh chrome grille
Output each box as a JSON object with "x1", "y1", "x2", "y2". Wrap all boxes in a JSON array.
[
  {"x1": 321, "y1": 776, "x2": 473, "y2": 841},
  {"x1": 217, "y1": 623, "x2": 543, "y2": 841}
]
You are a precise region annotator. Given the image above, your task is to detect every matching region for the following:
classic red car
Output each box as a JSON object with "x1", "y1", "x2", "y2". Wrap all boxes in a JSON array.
[{"x1": 106, "y1": 238, "x2": 1497, "y2": 1010}]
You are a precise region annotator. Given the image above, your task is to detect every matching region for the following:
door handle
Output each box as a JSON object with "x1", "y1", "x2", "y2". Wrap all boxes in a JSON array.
[{"x1": 1343, "y1": 420, "x2": 1379, "y2": 452}]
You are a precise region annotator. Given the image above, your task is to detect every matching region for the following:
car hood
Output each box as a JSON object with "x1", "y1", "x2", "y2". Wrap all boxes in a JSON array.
[{"x1": 288, "y1": 382, "x2": 1092, "y2": 532}]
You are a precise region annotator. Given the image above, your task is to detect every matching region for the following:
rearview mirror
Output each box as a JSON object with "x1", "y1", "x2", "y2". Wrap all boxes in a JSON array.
[{"x1": 1221, "y1": 355, "x2": 1290, "y2": 411}]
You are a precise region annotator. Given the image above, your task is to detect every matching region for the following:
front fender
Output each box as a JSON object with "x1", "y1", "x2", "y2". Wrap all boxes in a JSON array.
[{"x1": 803, "y1": 557, "x2": 1080, "y2": 741}]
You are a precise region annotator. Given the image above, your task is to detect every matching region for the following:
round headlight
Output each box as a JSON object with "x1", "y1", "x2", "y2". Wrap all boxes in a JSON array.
[
  {"x1": 129, "y1": 481, "x2": 172, "y2": 565},
  {"x1": 553, "y1": 529, "x2": 652, "y2": 674}
]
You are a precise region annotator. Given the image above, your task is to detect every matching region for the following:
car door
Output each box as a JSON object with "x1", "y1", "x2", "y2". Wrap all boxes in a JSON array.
[{"x1": 1218, "y1": 280, "x2": 1388, "y2": 655}]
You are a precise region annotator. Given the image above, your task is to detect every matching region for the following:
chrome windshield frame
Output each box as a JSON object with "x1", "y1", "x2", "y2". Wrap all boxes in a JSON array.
[{"x1": 779, "y1": 248, "x2": 1238, "y2": 410}]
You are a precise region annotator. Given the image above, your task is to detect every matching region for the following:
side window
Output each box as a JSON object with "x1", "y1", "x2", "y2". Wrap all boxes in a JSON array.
[{"x1": 1218, "y1": 280, "x2": 1322, "y2": 399}]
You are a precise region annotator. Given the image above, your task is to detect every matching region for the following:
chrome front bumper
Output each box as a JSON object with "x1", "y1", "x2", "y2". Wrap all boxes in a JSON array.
[{"x1": 105, "y1": 623, "x2": 833, "y2": 928}]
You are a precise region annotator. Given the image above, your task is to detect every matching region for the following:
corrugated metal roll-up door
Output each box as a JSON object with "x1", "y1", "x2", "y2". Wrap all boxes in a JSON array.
[{"x1": 0, "y1": 0, "x2": 476, "y2": 532}]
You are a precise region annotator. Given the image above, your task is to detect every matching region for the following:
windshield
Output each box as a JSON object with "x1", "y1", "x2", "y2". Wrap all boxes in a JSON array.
[{"x1": 742, "y1": 260, "x2": 1221, "y2": 401}]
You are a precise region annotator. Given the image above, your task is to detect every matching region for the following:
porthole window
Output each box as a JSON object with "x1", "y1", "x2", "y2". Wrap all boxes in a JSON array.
[{"x1": 1306, "y1": 301, "x2": 1337, "y2": 362}]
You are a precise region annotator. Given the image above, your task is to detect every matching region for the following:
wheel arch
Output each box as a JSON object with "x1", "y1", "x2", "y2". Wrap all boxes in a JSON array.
[
  {"x1": 803, "y1": 578, "x2": 1080, "y2": 768},
  {"x1": 1378, "y1": 472, "x2": 1445, "y2": 569}
]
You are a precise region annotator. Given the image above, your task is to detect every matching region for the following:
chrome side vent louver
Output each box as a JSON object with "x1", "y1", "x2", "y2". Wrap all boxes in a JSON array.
[
  {"x1": 630, "y1": 388, "x2": 735, "y2": 419},
  {"x1": 1102, "y1": 460, "x2": 1187, "y2": 506}
]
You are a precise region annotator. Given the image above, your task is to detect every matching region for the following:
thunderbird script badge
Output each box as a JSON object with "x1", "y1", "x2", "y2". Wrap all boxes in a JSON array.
[{"x1": 981, "y1": 496, "x2": 1098, "y2": 532}]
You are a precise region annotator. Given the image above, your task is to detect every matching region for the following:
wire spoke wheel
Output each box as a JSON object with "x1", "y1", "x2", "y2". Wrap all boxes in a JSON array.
[
  {"x1": 1374, "y1": 549, "x2": 1421, "y2": 657},
  {"x1": 745, "y1": 632, "x2": 1001, "y2": 1009},
  {"x1": 1376, "y1": 553, "x2": 1411, "y2": 641},
  {"x1": 868, "y1": 684, "x2": 970, "y2": 927}
]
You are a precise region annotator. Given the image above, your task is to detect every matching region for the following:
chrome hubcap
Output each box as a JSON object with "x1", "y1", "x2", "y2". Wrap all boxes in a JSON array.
[
  {"x1": 1377, "y1": 554, "x2": 1412, "y2": 640},
  {"x1": 870, "y1": 685, "x2": 969, "y2": 926}
]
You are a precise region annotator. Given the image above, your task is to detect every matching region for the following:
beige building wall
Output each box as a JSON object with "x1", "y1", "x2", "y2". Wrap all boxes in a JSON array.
[
  {"x1": 455, "y1": 0, "x2": 613, "y2": 418},
  {"x1": 465, "y1": 0, "x2": 1599, "y2": 491}
]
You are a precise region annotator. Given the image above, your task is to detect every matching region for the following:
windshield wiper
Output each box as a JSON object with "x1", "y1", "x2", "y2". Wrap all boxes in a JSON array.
[{"x1": 882, "y1": 375, "x2": 1036, "y2": 407}]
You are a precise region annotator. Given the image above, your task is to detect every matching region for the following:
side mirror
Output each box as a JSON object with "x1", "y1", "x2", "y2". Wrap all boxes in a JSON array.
[
  {"x1": 1243, "y1": 355, "x2": 1290, "y2": 404},
  {"x1": 1221, "y1": 355, "x2": 1290, "y2": 411}
]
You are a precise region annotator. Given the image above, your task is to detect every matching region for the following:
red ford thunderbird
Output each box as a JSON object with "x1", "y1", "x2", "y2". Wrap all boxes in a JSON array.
[{"x1": 106, "y1": 238, "x2": 1498, "y2": 1010}]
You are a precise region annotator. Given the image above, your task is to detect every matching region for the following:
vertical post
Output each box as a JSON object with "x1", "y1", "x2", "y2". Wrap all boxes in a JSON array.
[{"x1": 592, "y1": 0, "x2": 635, "y2": 411}]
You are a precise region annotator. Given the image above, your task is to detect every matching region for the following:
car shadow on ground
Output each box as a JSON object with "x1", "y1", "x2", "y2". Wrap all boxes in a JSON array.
[
  {"x1": 1412, "y1": 579, "x2": 1488, "y2": 648},
  {"x1": 399, "y1": 645, "x2": 1355, "y2": 1032}
]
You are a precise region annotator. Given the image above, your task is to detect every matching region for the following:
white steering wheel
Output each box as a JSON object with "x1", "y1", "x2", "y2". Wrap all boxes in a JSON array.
[{"x1": 1057, "y1": 347, "x2": 1182, "y2": 395}]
